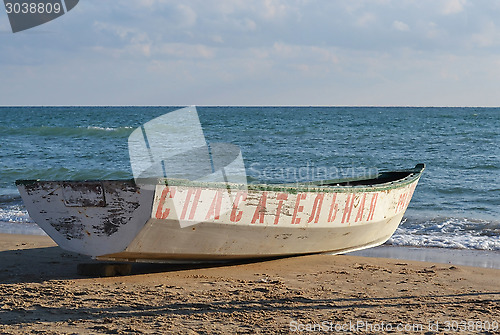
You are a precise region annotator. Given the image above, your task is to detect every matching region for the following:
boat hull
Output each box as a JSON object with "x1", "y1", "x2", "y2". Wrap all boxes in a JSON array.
[
  {"x1": 16, "y1": 180, "x2": 155, "y2": 256},
  {"x1": 98, "y1": 213, "x2": 405, "y2": 261},
  {"x1": 17, "y1": 164, "x2": 424, "y2": 262}
]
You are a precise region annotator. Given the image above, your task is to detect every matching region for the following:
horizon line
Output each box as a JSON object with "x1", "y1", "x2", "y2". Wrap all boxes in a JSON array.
[{"x1": 1, "y1": 105, "x2": 499, "y2": 108}]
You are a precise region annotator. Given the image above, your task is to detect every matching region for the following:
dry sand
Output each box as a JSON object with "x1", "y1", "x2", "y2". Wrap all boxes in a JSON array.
[{"x1": 0, "y1": 233, "x2": 499, "y2": 334}]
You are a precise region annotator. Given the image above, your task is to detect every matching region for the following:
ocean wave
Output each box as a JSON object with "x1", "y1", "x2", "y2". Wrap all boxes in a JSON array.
[
  {"x1": 2, "y1": 167, "x2": 132, "y2": 183},
  {"x1": 465, "y1": 164, "x2": 499, "y2": 170},
  {"x1": 86, "y1": 126, "x2": 126, "y2": 131},
  {"x1": 2, "y1": 126, "x2": 134, "y2": 138},
  {"x1": 0, "y1": 193, "x2": 22, "y2": 205},
  {"x1": 0, "y1": 205, "x2": 32, "y2": 224},
  {"x1": 84, "y1": 126, "x2": 134, "y2": 135},
  {"x1": 388, "y1": 216, "x2": 500, "y2": 251}
]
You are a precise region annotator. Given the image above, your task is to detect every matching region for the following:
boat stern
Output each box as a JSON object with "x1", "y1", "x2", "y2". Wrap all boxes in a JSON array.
[{"x1": 16, "y1": 179, "x2": 154, "y2": 257}]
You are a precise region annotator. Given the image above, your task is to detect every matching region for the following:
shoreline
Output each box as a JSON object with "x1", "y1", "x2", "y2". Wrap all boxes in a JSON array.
[
  {"x1": 1, "y1": 233, "x2": 499, "y2": 334},
  {"x1": 1, "y1": 227, "x2": 499, "y2": 269},
  {"x1": 348, "y1": 245, "x2": 500, "y2": 270}
]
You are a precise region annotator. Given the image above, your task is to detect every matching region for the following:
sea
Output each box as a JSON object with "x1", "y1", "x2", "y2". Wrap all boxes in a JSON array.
[{"x1": 0, "y1": 106, "x2": 499, "y2": 254}]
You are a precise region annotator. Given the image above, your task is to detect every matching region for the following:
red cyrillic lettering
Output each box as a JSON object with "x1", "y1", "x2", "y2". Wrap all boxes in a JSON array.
[
  {"x1": 355, "y1": 194, "x2": 366, "y2": 222},
  {"x1": 307, "y1": 193, "x2": 324, "y2": 224},
  {"x1": 341, "y1": 194, "x2": 354, "y2": 224},
  {"x1": 291, "y1": 193, "x2": 306, "y2": 224},
  {"x1": 251, "y1": 192, "x2": 268, "y2": 224},
  {"x1": 328, "y1": 193, "x2": 338, "y2": 222},
  {"x1": 188, "y1": 188, "x2": 202, "y2": 220},
  {"x1": 230, "y1": 191, "x2": 247, "y2": 222},
  {"x1": 367, "y1": 193, "x2": 378, "y2": 221},
  {"x1": 274, "y1": 193, "x2": 288, "y2": 225},
  {"x1": 205, "y1": 190, "x2": 223, "y2": 220},
  {"x1": 155, "y1": 187, "x2": 176, "y2": 219}
]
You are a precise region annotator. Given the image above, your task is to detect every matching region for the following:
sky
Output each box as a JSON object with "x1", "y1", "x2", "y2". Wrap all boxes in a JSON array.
[{"x1": 2, "y1": 0, "x2": 500, "y2": 106}]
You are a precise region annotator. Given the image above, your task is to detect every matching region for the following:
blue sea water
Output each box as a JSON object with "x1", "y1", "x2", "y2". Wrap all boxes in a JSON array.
[{"x1": 0, "y1": 106, "x2": 499, "y2": 251}]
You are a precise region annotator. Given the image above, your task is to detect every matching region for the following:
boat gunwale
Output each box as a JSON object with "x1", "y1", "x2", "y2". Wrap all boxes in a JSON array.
[
  {"x1": 15, "y1": 164, "x2": 425, "y2": 194},
  {"x1": 162, "y1": 164, "x2": 424, "y2": 194}
]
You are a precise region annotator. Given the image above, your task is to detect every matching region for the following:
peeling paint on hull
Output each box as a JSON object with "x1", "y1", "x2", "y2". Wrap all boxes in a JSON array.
[
  {"x1": 17, "y1": 180, "x2": 154, "y2": 256},
  {"x1": 17, "y1": 164, "x2": 424, "y2": 262}
]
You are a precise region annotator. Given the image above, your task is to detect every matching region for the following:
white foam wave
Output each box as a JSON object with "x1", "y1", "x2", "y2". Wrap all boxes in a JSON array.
[
  {"x1": 0, "y1": 205, "x2": 44, "y2": 234},
  {"x1": 0, "y1": 205, "x2": 32, "y2": 224},
  {"x1": 388, "y1": 217, "x2": 500, "y2": 251},
  {"x1": 86, "y1": 126, "x2": 133, "y2": 131}
]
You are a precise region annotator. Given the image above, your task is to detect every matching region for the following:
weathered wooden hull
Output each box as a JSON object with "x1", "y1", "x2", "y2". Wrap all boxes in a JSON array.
[{"x1": 16, "y1": 164, "x2": 424, "y2": 262}]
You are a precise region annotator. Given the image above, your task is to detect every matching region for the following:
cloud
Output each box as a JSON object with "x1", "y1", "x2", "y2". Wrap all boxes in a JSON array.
[
  {"x1": 469, "y1": 20, "x2": 500, "y2": 48},
  {"x1": 3, "y1": 0, "x2": 500, "y2": 106},
  {"x1": 156, "y1": 43, "x2": 216, "y2": 59},
  {"x1": 355, "y1": 12, "x2": 377, "y2": 27},
  {"x1": 392, "y1": 20, "x2": 410, "y2": 32},
  {"x1": 441, "y1": 0, "x2": 467, "y2": 15},
  {"x1": 175, "y1": 4, "x2": 198, "y2": 27}
]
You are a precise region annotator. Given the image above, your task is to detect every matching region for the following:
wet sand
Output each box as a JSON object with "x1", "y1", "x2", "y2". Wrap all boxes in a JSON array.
[
  {"x1": 1, "y1": 233, "x2": 499, "y2": 334},
  {"x1": 350, "y1": 245, "x2": 500, "y2": 270}
]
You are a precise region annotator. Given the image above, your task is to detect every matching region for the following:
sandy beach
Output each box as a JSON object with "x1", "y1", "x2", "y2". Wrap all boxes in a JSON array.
[{"x1": 1, "y1": 233, "x2": 499, "y2": 334}]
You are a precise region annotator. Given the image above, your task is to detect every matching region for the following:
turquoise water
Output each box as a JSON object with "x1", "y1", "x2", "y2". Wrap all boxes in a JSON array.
[{"x1": 0, "y1": 106, "x2": 499, "y2": 250}]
